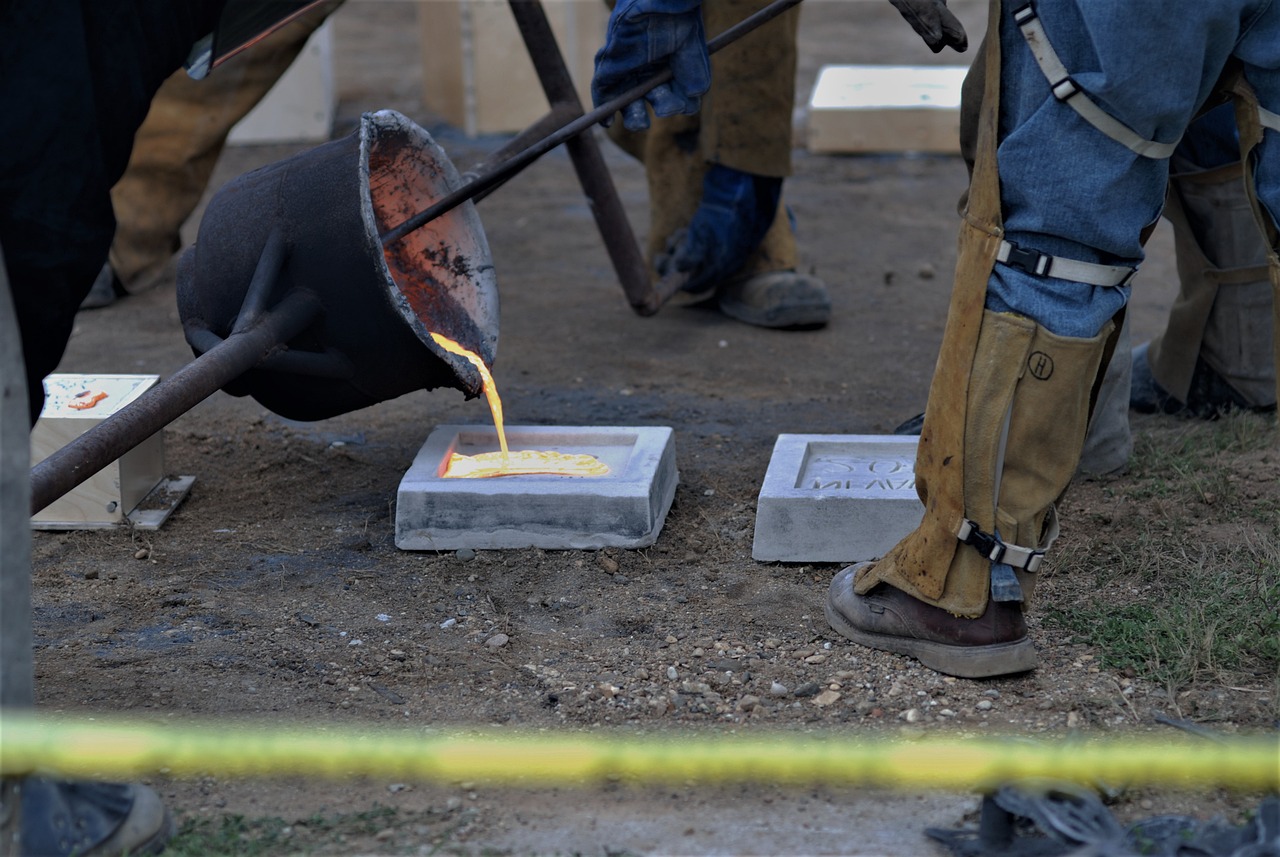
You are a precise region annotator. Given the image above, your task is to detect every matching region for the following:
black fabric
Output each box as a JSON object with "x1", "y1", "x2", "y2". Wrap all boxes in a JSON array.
[{"x1": 0, "y1": 0, "x2": 224, "y2": 423}]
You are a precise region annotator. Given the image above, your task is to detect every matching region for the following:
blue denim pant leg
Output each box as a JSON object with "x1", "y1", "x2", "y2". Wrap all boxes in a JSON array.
[{"x1": 985, "y1": 0, "x2": 1277, "y2": 338}]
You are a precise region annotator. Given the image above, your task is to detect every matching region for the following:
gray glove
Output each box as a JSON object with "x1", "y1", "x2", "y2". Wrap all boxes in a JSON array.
[{"x1": 887, "y1": 0, "x2": 967, "y2": 52}]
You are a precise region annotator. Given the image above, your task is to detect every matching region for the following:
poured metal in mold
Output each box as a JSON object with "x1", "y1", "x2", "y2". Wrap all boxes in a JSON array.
[{"x1": 396, "y1": 425, "x2": 678, "y2": 550}]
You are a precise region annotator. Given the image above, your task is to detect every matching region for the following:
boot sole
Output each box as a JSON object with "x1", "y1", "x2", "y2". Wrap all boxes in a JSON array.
[
  {"x1": 716, "y1": 294, "x2": 831, "y2": 329},
  {"x1": 824, "y1": 600, "x2": 1037, "y2": 679}
]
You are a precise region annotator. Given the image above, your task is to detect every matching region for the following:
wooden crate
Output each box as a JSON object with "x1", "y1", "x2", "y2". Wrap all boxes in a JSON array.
[
  {"x1": 806, "y1": 65, "x2": 967, "y2": 155},
  {"x1": 30, "y1": 374, "x2": 182, "y2": 530},
  {"x1": 420, "y1": 0, "x2": 608, "y2": 136}
]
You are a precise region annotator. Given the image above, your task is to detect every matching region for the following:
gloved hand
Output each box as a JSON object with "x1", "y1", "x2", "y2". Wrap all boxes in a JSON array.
[
  {"x1": 887, "y1": 0, "x2": 967, "y2": 53},
  {"x1": 591, "y1": 0, "x2": 711, "y2": 131},
  {"x1": 655, "y1": 163, "x2": 782, "y2": 297}
]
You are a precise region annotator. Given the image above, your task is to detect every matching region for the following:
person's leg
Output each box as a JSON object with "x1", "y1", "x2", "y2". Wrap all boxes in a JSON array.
[
  {"x1": 605, "y1": 0, "x2": 829, "y2": 327},
  {"x1": 1132, "y1": 105, "x2": 1277, "y2": 416},
  {"x1": 829, "y1": 1, "x2": 1256, "y2": 677},
  {"x1": 0, "y1": 245, "x2": 173, "y2": 856},
  {"x1": 91, "y1": 6, "x2": 336, "y2": 307}
]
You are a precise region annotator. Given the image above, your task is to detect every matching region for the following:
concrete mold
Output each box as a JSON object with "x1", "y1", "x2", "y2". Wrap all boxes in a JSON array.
[
  {"x1": 752, "y1": 434, "x2": 924, "y2": 563},
  {"x1": 396, "y1": 425, "x2": 678, "y2": 550}
]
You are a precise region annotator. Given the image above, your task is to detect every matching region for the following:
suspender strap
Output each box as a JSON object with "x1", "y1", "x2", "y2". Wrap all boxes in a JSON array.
[
  {"x1": 1012, "y1": 3, "x2": 1180, "y2": 160},
  {"x1": 1259, "y1": 105, "x2": 1280, "y2": 134}
]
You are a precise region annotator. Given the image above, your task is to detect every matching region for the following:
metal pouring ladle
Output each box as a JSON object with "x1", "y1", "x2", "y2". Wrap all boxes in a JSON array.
[{"x1": 29, "y1": 0, "x2": 803, "y2": 515}]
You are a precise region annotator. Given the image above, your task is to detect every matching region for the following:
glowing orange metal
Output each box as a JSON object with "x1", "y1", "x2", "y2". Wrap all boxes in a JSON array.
[{"x1": 429, "y1": 333, "x2": 609, "y2": 479}]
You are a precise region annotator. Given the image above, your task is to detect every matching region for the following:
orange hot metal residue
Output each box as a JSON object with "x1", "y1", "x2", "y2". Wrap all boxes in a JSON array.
[
  {"x1": 69, "y1": 391, "x2": 108, "y2": 410},
  {"x1": 429, "y1": 333, "x2": 609, "y2": 479}
]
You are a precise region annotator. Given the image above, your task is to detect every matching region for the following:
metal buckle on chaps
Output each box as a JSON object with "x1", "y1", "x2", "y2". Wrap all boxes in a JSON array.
[{"x1": 956, "y1": 519, "x2": 1045, "y2": 573}]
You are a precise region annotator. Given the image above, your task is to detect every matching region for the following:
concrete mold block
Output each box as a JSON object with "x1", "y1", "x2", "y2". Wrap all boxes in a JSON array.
[
  {"x1": 396, "y1": 425, "x2": 678, "y2": 550},
  {"x1": 752, "y1": 434, "x2": 924, "y2": 563}
]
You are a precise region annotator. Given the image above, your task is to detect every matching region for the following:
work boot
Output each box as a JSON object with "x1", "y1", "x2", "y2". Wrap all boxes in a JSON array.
[
  {"x1": 1, "y1": 776, "x2": 174, "y2": 856},
  {"x1": 716, "y1": 270, "x2": 831, "y2": 329},
  {"x1": 825, "y1": 565, "x2": 1036, "y2": 679}
]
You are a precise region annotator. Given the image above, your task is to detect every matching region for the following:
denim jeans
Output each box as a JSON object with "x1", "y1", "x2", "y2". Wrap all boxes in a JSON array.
[{"x1": 985, "y1": 0, "x2": 1280, "y2": 337}]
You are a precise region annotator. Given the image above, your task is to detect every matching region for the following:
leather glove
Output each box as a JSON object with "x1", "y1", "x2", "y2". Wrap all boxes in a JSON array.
[
  {"x1": 591, "y1": 0, "x2": 711, "y2": 131},
  {"x1": 655, "y1": 163, "x2": 782, "y2": 297},
  {"x1": 887, "y1": 0, "x2": 967, "y2": 53}
]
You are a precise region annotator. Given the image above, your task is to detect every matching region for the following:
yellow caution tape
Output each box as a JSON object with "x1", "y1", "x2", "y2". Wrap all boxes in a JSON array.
[{"x1": 1, "y1": 712, "x2": 1275, "y2": 790}]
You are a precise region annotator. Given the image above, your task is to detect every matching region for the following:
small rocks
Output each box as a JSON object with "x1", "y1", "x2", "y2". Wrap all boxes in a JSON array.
[
  {"x1": 769, "y1": 681, "x2": 789, "y2": 697},
  {"x1": 793, "y1": 681, "x2": 821, "y2": 698},
  {"x1": 975, "y1": 700, "x2": 993, "y2": 711},
  {"x1": 813, "y1": 690, "x2": 841, "y2": 707},
  {"x1": 455, "y1": 548, "x2": 476, "y2": 562},
  {"x1": 134, "y1": 548, "x2": 151, "y2": 560},
  {"x1": 485, "y1": 633, "x2": 509, "y2": 649},
  {"x1": 666, "y1": 666, "x2": 679, "y2": 680},
  {"x1": 597, "y1": 554, "x2": 620, "y2": 574}
]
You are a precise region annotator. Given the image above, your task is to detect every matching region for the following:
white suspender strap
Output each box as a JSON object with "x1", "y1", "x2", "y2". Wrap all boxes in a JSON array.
[
  {"x1": 1259, "y1": 105, "x2": 1280, "y2": 134},
  {"x1": 1012, "y1": 3, "x2": 1179, "y2": 160},
  {"x1": 997, "y1": 240, "x2": 1137, "y2": 287}
]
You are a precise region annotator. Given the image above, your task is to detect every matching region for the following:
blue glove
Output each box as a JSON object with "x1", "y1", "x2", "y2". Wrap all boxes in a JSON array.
[
  {"x1": 591, "y1": 0, "x2": 711, "y2": 132},
  {"x1": 655, "y1": 163, "x2": 782, "y2": 296}
]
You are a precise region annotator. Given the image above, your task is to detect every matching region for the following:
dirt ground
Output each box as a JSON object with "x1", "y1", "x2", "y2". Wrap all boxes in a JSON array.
[{"x1": 26, "y1": 1, "x2": 1278, "y2": 854}]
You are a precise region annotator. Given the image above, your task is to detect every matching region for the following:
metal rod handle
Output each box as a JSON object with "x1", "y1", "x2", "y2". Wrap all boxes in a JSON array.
[
  {"x1": 378, "y1": 0, "x2": 805, "y2": 246},
  {"x1": 30, "y1": 289, "x2": 322, "y2": 515}
]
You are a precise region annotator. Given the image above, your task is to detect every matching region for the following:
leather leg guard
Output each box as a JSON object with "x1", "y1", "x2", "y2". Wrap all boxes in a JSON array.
[
  {"x1": 1141, "y1": 160, "x2": 1276, "y2": 414},
  {"x1": 828, "y1": 311, "x2": 1112, "y2": 677}
]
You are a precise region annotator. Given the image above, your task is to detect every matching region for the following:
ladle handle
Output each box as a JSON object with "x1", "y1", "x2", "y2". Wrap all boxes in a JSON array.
[{"x1": 378, "y1": 0, "x2": 805, "y2": 247}]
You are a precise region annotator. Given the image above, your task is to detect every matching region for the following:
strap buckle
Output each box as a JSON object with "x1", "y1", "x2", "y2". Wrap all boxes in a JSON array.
[
  {"x1": 1001, "y1": 241, "x2": 1051, "y2": 277},
  {"x1": 1051, "y1": 76, "x2": 1079, "y2": 102},
  {"x1": 956, "y1": 519, "x2": 1045, "y2": 573}
]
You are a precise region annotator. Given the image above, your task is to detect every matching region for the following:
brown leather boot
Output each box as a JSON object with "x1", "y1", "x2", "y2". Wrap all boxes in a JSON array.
[{"x1": 825, "y1": 564, "x2": 1036, "y2": 678}]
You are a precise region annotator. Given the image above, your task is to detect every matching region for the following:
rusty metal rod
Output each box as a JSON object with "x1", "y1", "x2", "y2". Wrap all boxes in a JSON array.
[
  {"x1": 378, "y1": 0, "x2": 805, "y2": 247},
  {"x1": 507, "y1": 0, "x2": 654, "y2": 313},
  {"x1": 30, "y1": 289, "x2": 322, "y2": 515}
]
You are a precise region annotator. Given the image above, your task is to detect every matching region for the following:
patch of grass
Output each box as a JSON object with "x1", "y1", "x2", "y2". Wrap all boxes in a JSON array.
[
  {"x1": 1125, "y1": 411, "x2": 1280, "y2": 524},
  {"x1": 1045, "y1": 542, "x2": 1280, "y2": 689},
  {"x1": 165, "y1": 815, "x2": 295, "y2": 857},
  {"x1": 1048, "y1": 413, "x2": 1280, "y2": 695},
  {"x1": 165, "y1": 806, "x2": 403, "y2": 856}
]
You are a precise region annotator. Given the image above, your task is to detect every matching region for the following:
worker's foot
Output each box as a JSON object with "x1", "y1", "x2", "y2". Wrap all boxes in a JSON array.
[
  {"x1": 3, "y1": 776, "x2": 175, "y2": 856},
  {"x1": 1130, "y1": 341, "x2": 1272, "y2": 418},
  {"x1": 824, "y1": 565, "x2": 1037, "y2": 678},
  {"x1": 78, "y1": 264, "x2": 125, "y2": 311},
  {"x1": 716, "y1": 270, "x2": 831, "y2": 329}
]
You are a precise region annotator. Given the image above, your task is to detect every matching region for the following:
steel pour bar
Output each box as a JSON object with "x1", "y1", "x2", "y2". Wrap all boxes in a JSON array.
[
  {"x1": 29, "y1": 289, "x2": 322, "y2": 516},
  {"x1": 506, "y1": 0, "x2": 653, "y2": 311},
  {"x1": 378, "y1": 0, "x2": 805, "y2": 248}
]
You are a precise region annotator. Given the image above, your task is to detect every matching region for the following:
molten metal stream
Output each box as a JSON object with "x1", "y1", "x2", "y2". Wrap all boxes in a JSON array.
[{"x1": 429, "y1": 333, "x2": 608, "y2": 479}]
